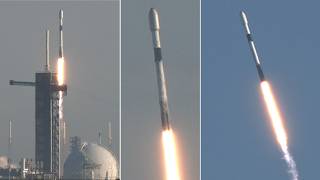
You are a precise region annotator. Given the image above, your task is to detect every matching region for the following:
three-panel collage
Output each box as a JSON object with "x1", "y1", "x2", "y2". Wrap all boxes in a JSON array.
[{"x1": 0, "y1": 0, "x2": 317, "y2": 180}]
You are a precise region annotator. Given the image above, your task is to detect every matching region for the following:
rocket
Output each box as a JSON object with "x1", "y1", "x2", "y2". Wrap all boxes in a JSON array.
[
  {"x1": 240, "y1": 11, "x2": 266, "y2": 81},
  {"x1": 149, "y1": 8, "x2": 171, "y2": 130},
  {"x1": 59, "y1": 9, "x2": 63, "y2": 59}
]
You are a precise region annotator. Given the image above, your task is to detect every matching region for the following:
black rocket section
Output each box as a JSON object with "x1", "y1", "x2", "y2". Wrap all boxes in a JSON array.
[{"x1": 256, "y1": 64, "x2": 265, "y2": 81}]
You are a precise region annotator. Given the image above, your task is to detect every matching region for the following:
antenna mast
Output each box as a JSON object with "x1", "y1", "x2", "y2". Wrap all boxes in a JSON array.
[{"x1": 45, "y1": 30, "x2": 50, "y2": 71}]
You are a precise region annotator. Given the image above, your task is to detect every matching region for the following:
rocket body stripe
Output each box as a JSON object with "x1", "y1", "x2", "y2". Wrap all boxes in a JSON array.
[
  {"x1": 240, "y1": 11, "x2": 265, "y2": 81},
  {"x1": 149, "y1": 8, "x2": 170, "y2": 130},
  {"x1": 154, "y1": 48, "x2": 162, "y2": 61},
  {"x1": 256, "y1": 65, "x2": 265, "y2": 81},
  {"x1": 246, "y1": 34, "x2": 253, "y2": 42}
]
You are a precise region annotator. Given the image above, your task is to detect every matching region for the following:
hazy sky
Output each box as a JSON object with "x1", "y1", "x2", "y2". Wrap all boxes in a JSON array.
[
  {"x1": 122, "y1": 0, "x2": 199, "y2": 179},
  {"x1": 203, "y1": 0, "x2": 320, "y2": 179},
  {"x1": 0, "y1": 1, "x2": 119, "y2": 163}
]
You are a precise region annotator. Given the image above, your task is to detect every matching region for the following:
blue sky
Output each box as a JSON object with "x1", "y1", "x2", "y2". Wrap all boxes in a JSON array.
[{"x1": 202, "y1": 0, "x2": 320, "y2": 179}]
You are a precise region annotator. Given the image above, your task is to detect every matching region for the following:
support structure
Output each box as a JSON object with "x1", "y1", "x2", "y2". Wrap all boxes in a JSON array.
[
  {"x1": 9, "y1": 30, "x2": 67, "y2": 179},
  {"x1": 8, "y1": 120, "x2": 12, "y2": 180}
]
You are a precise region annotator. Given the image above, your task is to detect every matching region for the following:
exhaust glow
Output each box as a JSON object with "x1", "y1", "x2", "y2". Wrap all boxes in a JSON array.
[
  {"x1": 162, "y1": 129, "x2": 181, "y2": 180},
  {"x1": 57, "y1": 57, "x2": 65, "y2": 144},
  {"x1": 261, "y1": 81, "x2": 287, "y2": 149},
  {"x1": 57, "y1": 57, "x2": 65, "y2": 86},
  {"x1": 57, "y1": 57, "x2": 65, "y2": 119},
  {"x1": 260, "y1": 81, "x2": 298, "y2": 180}
]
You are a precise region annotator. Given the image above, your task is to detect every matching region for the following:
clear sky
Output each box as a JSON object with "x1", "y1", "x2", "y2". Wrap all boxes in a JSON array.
[
  {"x1": 121, "y1": 0, "x2": 199, "y2": 179},
  {"x1": 202, "y1": 0, "x2": 320, "y2": 179},
  {"x1": 0, "y1": 1, "x2": 119, "y2": 164}
]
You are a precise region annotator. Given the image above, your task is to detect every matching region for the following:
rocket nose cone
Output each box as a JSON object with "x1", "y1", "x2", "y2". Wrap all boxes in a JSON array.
[
  {"x1": 59, "y1": 9, "x2": 64, "y2": 19},
  {"x1": 149, "y1": 8, "x2": 160, "y2": 31},
  {"x1": 240, "y1": 11, "x2": 248, "y2": 24}
]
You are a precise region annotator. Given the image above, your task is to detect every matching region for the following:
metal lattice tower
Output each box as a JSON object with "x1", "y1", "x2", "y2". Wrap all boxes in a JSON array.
[
  {"x1": 10, "y1": 73, "x2": 66, "y2": 178},
  {"x1": 9, "y1": 30, "x2": 67, "y2": 179},
  {"x1": 51, "y1": 89, "x2": 61, "y2": 177}
]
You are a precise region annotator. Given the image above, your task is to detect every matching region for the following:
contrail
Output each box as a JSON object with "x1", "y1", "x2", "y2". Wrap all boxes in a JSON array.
[{"x1": 240, "y1": 11, "x2": 299, "y2": 180}]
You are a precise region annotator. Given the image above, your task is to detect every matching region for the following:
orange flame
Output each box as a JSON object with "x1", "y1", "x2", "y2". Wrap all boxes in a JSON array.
[
  {"x1": 57, "y1": 57, "x2": 65, "y2": 85},
  {"x1": 260, "y1": 81, "x2": 288, "y2": 151},
  {"x1": 57, "y1": 57, "x2": 65, "y2": 142},
  {"x1": 162, "y1": 129, "x2": 181, "y2": 180},
  {"x1": 260, "y1": 81, "x2": 299, "y2": 180}
]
